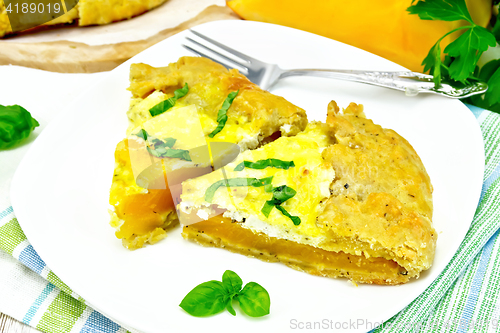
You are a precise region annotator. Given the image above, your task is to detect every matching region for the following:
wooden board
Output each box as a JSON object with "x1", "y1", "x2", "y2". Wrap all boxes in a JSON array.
[
  {"x1": 0, "y1": 313, "x2": 40, "y2": 333},
  {"x1": 0, "y1": 5, "x2": 239, "y2": 73}
]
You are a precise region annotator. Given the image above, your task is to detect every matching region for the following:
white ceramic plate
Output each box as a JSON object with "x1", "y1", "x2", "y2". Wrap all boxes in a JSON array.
[{"x1": 11, "y1": 20, "x2": 484, "y2": 333}]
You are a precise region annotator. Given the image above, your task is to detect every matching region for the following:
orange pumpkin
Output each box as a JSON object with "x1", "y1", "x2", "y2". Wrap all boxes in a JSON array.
[{"x1": 227, "y1": 0, "x2": 492, "y2": 72}]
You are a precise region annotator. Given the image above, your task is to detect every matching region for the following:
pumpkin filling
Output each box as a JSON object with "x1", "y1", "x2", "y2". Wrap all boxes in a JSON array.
[
  {"x1": 182, "y1": 216, "x2": 410, "y2": 285},
  {"x1": 110, "y1": 139, "x2": 178, "y2": 248}
]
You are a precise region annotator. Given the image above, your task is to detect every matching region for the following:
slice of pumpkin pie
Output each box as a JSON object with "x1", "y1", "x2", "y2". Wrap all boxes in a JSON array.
[
  {"x1": 109, "y1": 56, "x2": 307, "y2": 249},
  {"x1": 179, "y1": 101, "x2": 436, "y2": 285}
]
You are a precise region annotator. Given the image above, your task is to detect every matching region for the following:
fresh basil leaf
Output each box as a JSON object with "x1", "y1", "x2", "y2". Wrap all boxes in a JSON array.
[
  {"x1": 149, "y1": 98, "x2": 175, "y2": 117},
  {"x1": 0, "y1": 104, "x2": 39, "y2": 150},
  {"x1": 260, "y1": 185, "x2": 300, "y2": 224},
  {"x1": 144, "y1": 136, "x2": 190, "y2": 161},
  {"x1": 275, "y1": 205, "x2": 301, "y2": 226},
  {"x1": 208, "y1": 115, "x2": 228, "y2": 139},
  {"x1": 166, "y1": 148, "x2": 191, "y2": 161},
  {"x1": 205, "y1": 176, "x2": 273, "y2": 203},
  {"x1": 134, "y1": 129, "x2": 149, "y2": 141},
  {"x1": 406, "y1": 0, "x2": 472, "y2": 23},
  {"x1": 263, "y1": 185, "x2": 297, "y2": 208},
  {"x1": 222, "y1": 270, "x2": 243, "y2": 295},
  {"x1": 149, "y1": 83, "x2": 189, "y2": 117},
  {"x1": 181, "y1": 270, "x2": 271, "y2": 318},
  {"x1": 173, "y1": 83, "x2": 190, "y2": 99},
  {"x1": 234, "y1": 159, "x2": 295, "y2": 171},
  {"x1": 271, "y1": 185, "x2": 296, "y2": 204},
  {"x1": 135, "y1": 131, "x2": 177, "y2": 150},
  {"x1": 236, "y1": 282, "x2": 270, "y2": 317},
  {"x1": 261, "y1": 201, "x2": 275, "y2": 218},
  {"x1": 154, "y1": 137, "x2": 177, "y2": 149},
  {"x1": 208, "y1": 90, "x2": 239, "y2": 138},
  {"x1": 444, "y1": 26, "x2": 497, "y2": 81},
  {"x1": 179, "y1": 280, "x2": 228, "y2": 317},
  {"x1": 226, "y1": 297, "x2": 236, "y2": 316},
  {"x1": 262, "y1": 201, "x2": 301, "y2": 225},
  {"x1": 147, "y1": 146, "x2": 191, "y2": 161}
]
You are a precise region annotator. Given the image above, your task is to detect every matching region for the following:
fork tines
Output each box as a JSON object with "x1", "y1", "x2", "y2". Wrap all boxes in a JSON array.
[{"x1": 182, "y1": 30, "x2": 253, "y2": 74}]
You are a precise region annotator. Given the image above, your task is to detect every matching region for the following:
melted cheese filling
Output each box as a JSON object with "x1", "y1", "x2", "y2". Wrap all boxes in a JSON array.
[
  {"x1": 180, "y1": 122, "x2": 336, "y2": 244},
  {"x1": 126, "y1": 91, "x2": 266, "y2": 150}
]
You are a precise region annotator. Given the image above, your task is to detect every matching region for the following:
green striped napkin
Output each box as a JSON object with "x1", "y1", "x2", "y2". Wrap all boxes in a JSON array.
[{"x1": 0, "y1": 104, "x2": 499, "y2": 333}]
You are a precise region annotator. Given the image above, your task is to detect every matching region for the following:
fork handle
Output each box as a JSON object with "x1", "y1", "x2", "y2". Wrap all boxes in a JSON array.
[{"x1": 278, "y1": 69, "x2": 461, "y2": 98}]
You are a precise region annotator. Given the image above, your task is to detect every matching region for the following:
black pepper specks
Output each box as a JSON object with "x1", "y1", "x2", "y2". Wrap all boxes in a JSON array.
[{"x1": 344, "y1": 183, "x2": 349, "y2": 189}]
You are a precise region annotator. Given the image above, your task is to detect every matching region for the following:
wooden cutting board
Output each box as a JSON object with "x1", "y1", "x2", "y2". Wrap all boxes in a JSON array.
[{"x1": 0, "y1": 5, "x2": 239, "y2": 73}]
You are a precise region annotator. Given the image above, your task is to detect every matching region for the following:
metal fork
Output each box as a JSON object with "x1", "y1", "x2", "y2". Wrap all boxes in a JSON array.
[{"x1": 183, "y1": 30, "x2": 487, "y2": 99}]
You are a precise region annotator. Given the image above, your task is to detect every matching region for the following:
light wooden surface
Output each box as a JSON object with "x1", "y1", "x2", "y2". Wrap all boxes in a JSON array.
[{"x1": 0, "y1": 313, "x2": 40, "y2": 333}]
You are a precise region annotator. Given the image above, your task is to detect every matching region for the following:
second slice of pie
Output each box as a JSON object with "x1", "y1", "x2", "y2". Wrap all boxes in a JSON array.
[{"x1": 180, "y1": 101, "x2": 436, "y2": 285}]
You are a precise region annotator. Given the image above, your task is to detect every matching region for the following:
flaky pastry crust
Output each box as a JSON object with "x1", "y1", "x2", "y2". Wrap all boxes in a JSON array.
[{"x1": 181, "y1": 101, "x2": 436, "y2": 284}]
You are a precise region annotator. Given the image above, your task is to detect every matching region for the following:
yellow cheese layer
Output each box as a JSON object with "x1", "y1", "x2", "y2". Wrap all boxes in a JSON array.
[{"x1": 180, "y1": 122, "x2": 336, "y2": 242}]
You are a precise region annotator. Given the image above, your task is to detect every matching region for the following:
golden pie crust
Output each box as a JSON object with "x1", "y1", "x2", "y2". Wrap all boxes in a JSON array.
[
  {"x1": 181, "y1": 101, "x2": 436, "y2": 285},
  {"x1": 109, "y1": 56, "x2": 307, "y2": 249},
  {"x1": 0, "y1": 0, "x2": 167, "y2": 37},
  {"x1": 108, "y1": 56, "x2": 436, "y2": 285}
]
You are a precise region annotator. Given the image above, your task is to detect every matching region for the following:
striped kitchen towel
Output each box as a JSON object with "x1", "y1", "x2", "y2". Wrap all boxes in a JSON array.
[
  {"x1": 0, "y1": 209, "x2": 132, "y2": 333},
  {"x1": 374, "y1": 106, "x2": 500, "y2": 333},
  {"x1": 0, "y1": 104, "x2": 499, "y2": 333}
]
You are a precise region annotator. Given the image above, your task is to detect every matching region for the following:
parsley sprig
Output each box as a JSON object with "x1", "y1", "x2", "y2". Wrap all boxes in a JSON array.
[
  {"x1": 408, "y1": 0, "x2": 496, "y2": 84},
  {"x1": 179, "y1": 270, "x2": 270, "y2": 317},
  {"x1": 408, "y1": 0, "x2": 500, "y2": 112}
]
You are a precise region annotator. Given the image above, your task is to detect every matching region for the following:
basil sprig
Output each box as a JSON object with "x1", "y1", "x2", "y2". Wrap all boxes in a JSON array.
[
  {"x1": 134, "y1": 129, "x2": 191, "y2": 161},
  {"x1": 261, "y1": 185, "x2": 301, "y2": 225},
  {"x1": 0, "y1": 104, "x2": 39, "y2": 149},
  {"x1": 205, "y1": 176, "x2": 273, "y2": 203},
  {"x1": 234, "y1": 159, "x2": 295, "y2": 171},
  {"x1": 179, "y1": 270, "x2": 270, "y2": 317},
  {"x1": 149, "y1": 83, "x2": 189, "y2": 117},
  {"x1": 208, "y1": 90, "x2": 239, "y2": 138}
]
